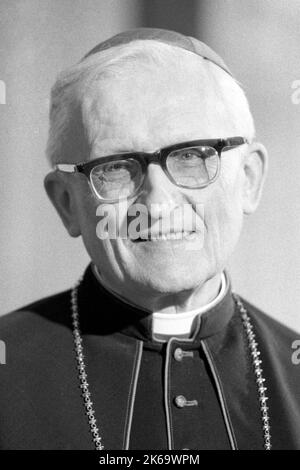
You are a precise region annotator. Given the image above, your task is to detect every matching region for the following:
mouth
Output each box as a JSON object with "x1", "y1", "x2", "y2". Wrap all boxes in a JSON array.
[{"x1": 132, "y1": 231, "x2": 197, "y2": 242}]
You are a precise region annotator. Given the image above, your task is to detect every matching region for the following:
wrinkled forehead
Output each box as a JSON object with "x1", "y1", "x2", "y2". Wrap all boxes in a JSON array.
[
  {"x1": 84, "y1": 41, "x2": 233, "y2": 118},
  {"x1": 80, "y1": 42, "x2": 239, "y2": 147},
  {"x1": 47, "y1": 34, "x2": 254, "y2": 166}
]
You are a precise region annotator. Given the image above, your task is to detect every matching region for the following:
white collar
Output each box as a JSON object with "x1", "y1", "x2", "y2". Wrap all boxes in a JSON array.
[
  {"x1": 152, "y1": 273, "x2": 226, "y2": 337},
  {"x1": 92, "y1": 265, "x2": 227, "y2": 337}
]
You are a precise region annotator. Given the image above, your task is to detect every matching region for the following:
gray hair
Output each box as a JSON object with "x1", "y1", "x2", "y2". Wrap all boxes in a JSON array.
[{"x1": 46, "y1": 40, "x2": 255, "y2": 166}]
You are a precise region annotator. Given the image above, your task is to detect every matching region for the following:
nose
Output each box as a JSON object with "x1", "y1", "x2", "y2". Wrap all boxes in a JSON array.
[{"x1": 136, "y1": 163, "x2": 179, "y2": 220}]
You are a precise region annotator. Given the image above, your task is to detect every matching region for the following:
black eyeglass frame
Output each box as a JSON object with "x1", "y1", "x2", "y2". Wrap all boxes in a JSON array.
[{"x1": 55, "y1": 136, "x2": 248, "y2": 202}]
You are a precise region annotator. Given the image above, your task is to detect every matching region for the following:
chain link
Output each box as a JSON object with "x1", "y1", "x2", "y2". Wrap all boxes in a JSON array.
[{"x1": 71, "y1": 280, "x2": 271, "y2": 450}]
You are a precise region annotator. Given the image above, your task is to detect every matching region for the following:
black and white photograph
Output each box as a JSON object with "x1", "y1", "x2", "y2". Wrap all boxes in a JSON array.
[{"x1": 0, "y1": 0, "x2": 300, "y2": 455}]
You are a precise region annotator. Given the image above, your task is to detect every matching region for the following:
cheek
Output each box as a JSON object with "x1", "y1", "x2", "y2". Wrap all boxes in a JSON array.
[
  {"x1": 72, "y1": 181, "x2": 107, "y2": 252},
  {"x1": 80, "y1": 198, "x2": 99, "y2": 236},
  {"x1": 199, "y1": 180, "x2": 244, "y2": 256},
  {"x1": 78, "y1": 197, "x2": 130, "y2": 260}
]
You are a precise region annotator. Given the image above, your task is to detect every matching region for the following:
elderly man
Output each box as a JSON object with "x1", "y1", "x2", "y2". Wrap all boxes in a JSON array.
[{"x1": 0, "y1": 28, "x2": 299, "y2": 451}]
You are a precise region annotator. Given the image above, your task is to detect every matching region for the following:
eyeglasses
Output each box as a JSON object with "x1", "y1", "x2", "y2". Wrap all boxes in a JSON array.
[{"x1": 55, "y1": 137, "x2": 248, "y2": 202}]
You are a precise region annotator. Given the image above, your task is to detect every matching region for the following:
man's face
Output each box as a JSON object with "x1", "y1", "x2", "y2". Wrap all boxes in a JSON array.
[{"x1": 70, "y1": 54, "x2": 246, "y2": 297}]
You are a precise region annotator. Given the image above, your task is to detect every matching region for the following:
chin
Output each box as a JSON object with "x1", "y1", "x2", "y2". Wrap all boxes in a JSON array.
[{"x1": 132, "y1": 264, "x2": 209, "y2": 296}]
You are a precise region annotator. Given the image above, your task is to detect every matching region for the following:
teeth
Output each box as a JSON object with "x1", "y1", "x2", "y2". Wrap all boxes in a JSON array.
[{"x1": 141, "y1": 231, "x2": 193, "y2": 241}]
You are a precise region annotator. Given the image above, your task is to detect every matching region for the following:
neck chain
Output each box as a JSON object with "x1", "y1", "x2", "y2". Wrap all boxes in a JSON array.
[{"x1": 70, "y1": 279, "x2": 271, "y2": 451}]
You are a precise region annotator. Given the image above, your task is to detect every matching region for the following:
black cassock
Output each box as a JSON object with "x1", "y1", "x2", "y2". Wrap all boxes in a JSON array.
[{"x1": 0, "y1": 265, "x2": 300, "y2": 450}]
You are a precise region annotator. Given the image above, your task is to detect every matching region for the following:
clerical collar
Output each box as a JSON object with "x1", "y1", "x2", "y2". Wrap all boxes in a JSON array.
[
  {"x1": 92, "y1": 264, "x2": 227, "y2": 340},
  {"x1": 152, "y1": 273, "x2": 226, "y2": 339},
  {"x1": 77, "y1": 265, "x2": 235, "y2": 344}
]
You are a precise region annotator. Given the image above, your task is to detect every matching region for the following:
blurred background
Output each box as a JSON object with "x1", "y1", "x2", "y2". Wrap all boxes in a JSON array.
[{"x1": 0, "y1": 0, "x2": 299, "y2": 331}]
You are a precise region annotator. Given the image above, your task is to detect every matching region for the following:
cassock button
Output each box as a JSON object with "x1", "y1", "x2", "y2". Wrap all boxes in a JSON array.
[
  {"x1": 174, "y1": 348, "x2": 184, "y2": 361},
  {"x1": 174, "y1": 395, "x2": 187, "y2": 408}
]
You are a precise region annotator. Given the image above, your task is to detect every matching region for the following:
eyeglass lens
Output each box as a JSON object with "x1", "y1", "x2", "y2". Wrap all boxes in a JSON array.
[{"x1": 90, "y1": 146, "x2": 219, "y2": 200}]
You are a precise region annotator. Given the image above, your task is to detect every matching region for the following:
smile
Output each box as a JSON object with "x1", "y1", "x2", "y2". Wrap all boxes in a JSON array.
[{"x1": 133, "y1": 231, "x2": 196, "y2": 242}]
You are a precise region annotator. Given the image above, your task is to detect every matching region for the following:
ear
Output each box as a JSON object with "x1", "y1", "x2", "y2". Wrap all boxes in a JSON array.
[
  {"x1": 44, "y1": 171, "x2": 81, "y2": 237},
  {"x1": 242, "y1": 142, "x2": 268, "y2": 215}
]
